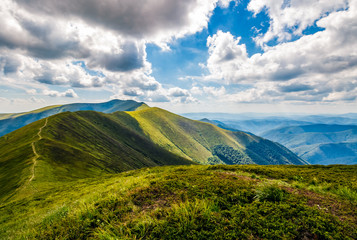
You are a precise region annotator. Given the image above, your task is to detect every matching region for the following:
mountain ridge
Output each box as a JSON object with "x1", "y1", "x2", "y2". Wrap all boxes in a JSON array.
[
  {"x1": 0, "y1": 110, "x2": 194, "y2": 201},
  {"x1": 0, "y1": 105, "x2": 306, "y2": 202},
  {"x1": 0, "y1": 99, "x2": 148, "y2": 137}
]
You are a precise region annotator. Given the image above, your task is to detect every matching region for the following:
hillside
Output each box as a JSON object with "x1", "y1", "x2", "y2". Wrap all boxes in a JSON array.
[
  {"x1": 0, "y1": 99, "x2": 147, "y2": 137},
  {"x1": 0, "y1": 106, "x2": 306, "y2": 201},
  {"x1": 119, "y1": 107, "x2": 306, "y2": 165},
  {"x1": 0, "y1": 111, "x2": 193, "y2": 202},
  {"x1": 262, "y1": 124, "x2": 357, "y2": 164},
  {"x1": 1, "y1": 165, "x2": 356, "y2": 239}
]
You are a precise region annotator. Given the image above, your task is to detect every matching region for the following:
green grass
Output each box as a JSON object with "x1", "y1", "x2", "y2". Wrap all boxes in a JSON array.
[
  {"x1": 1, "y1": 106, "x2": 307, "y2": 203},
  {"x1": 254, "y1": 184, "x2": 287, "y2": 202},
  {"x1": 1, "y1": 106, "x2": 346, "y2": 239},
  {"x1": 334, "y1": 186, "x2": 357, "y2": 203},
  {"x1": 1, "y1": 165, "x2": 356, "y2": 239},
  {"x1": 0, "y1": 118, "x2": 47, "y2": 201},
  {"x1": 0, "y1": 111, "x2": 194, "y2": 202},
  {"x1": 124, "y1": 107, "x2": 306, "y2": 165}
]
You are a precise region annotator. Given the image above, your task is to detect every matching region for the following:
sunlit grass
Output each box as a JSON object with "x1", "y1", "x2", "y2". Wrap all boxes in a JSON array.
[{"x1": 1, "y1": 164, "x2": 356, "y2": 239}]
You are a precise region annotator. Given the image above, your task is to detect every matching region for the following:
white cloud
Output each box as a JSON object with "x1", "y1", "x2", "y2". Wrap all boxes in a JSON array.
[
  {"x1": 0, "y1": 0, "x2": 233, "y2": 107},
  {"x1": 169, "y1": 87, "x2": 190, "y2": 97},
  {"x1": 323, "y1": 90, "x2": 357, "y2": 102},
  {"x1": 11, "y1": 0, "x2": 223, "y2": 46},
  {"x1": 202, "y1": 0, "x2": 357, "y2": 104},
  {"x1": 26, "y1": 89, "x2": 37, "y2": 95},
  {"x1": 206, "y1": 31, "x2": 249, "y2": 83},
  {"x1": 30, "y1": 96, "x2": 46, "y2": 103},
  {"x1": 191, "y1": 85, "x2": 226, "y2": 97},
  {"x1": 218, "y1": 0, "x2": 238, "y2": 8},
  {"x1": 43, "y1": 89, "x2": 78, "y2": 98},
  {"x1": 248, "y1": 0, "x2": 348, "y2": 47}
]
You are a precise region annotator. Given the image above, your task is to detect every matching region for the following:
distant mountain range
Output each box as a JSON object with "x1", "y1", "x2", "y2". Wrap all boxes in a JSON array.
[
  {"x1": 184, "y1": 112, "x2": 357, "y2": 135},
  {"x1": 0, "y1": 101, "x2": 306, "y2": 201},
  {"x1": 0, "y1": 99, "x2": 147, "y2": 137},
  {"x1": 189, "y1": 112, "x2": 357, "y2": 165},
  {"x1": 262, "y1": 124, "x2": 357, "y2": 165}
]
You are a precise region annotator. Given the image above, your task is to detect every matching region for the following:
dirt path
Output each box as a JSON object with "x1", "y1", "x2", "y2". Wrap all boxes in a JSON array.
[{"x1": 29, "y1": 118, "x2": 48, "y2": 183}]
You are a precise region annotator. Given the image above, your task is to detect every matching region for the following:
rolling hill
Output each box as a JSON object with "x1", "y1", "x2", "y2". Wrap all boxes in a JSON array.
[
  {"x1": 0, "y1": 110, "x2": 193, "y2": 202},
  {"x1": 0, "y1": 106, "x2": 306, "y2": 202},
  {"x1": 0, "y1": 99, "x2": 147, "y2": 137},
  {"x1": 262, "y1": 124, "x2": 357, "y2": 164},
  {"x1": 121, "y1": 107, "x2": 306, "y2": 165}
]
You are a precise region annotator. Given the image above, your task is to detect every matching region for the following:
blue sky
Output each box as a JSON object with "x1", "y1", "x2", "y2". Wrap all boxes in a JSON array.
[
  {"x1": 1, "y1": 0, "x2": 357, "y2": 114},
  {"x1": 146, "y1": 1, "x2": 269, "y2": 87}
]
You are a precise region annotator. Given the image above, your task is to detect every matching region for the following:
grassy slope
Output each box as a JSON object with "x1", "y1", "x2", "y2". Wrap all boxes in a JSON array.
[
  {"x1": 0, "y1": 106, "x2": 306, "y2": 202},
  {"x1": 125, "y1": 108, "x2": 241, "y2": 163},
  {"x1": 122, "y1": 107, "x2": 306, "y2": 165},
  {"x1": 0, "y1": 119, "x2": 47, "y2": 201},
  {"x1": 0, "y1": 165, "x2": 356, "y2": 239},
  {"x1": 0, "y1": 111, "x2": 194, "y2": 202},
  {"x1": 0, "y1": 99, "x2": 147, "y2": 137}
]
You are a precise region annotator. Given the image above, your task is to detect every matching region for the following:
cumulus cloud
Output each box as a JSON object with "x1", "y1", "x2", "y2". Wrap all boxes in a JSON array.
[
  {"x1": 323, "y1": 90, "x2": 357, "y2": 102},
  {"x1": 87, "y1": 41, "x2": 146, "y2": 72},
  {"x1": 248, "y1": 0, "x2": 348, "y2": 46},
  {"x1": 190, "y1": 85, "x2": 226, "y2": 98},
  {"x1": 0, "y1": 1, "x2": 87, "y2": 59},
  {"x1": 26, "y1": 88, "x2": 37, "y2": 95},
  {"x1": 278, "y1": 83, "x2": 314, "y2": 93},
  {"x1": 43, "y1": 89, "x2": 78, "y2": 98},
  {"x1": 218, "y1": 0, "x2": 238, "y2": 8},
  {"x1": 0, "y1": 0, "x2": 234, "y2": 105},
  {"x1": 112, "y1": 85, "x2": 197, "y2": 104},
  {"x1": 202, "y1": 0, "x2": 357, "y2": 104},
  {"x1": 206, "y1": 31, "x2": 249, "y2": 83},
  {"x1": 169, "y1": 87, "x2": 190, "y2": 97},
  {"x1": 0, "y1": 55, "x2": 21, "y2": 75},
  {"x1": 13, "y1": 0, "x2": 220, "y2": 41}
]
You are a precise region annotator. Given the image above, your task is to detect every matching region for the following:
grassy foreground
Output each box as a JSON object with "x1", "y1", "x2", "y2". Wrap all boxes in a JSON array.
[{"x1": 1, "y1": 164, "x2": 356, "y2": 239}]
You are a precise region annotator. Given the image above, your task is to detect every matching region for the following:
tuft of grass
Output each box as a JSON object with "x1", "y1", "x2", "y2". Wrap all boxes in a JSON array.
[
  {"x1": 291, "y1": 175, "x2": 304, "y2": 182},
  {"x1": 41, "y1": 205, "x2": 69, "y2": 226},
  {"x1": 334, "y1": 186, "x2": 357, "y2": 203},
  {"x1": 255, "y1": 185, "x2": 287, "y2": 202},
  {"x1": 309, "y1": 176, "x2": 319, "y2": 186}
]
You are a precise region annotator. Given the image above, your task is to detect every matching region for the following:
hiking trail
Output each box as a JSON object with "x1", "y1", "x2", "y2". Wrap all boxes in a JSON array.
[{"x1": 29, "y1": 118, "x2": 48, "y2": 183}]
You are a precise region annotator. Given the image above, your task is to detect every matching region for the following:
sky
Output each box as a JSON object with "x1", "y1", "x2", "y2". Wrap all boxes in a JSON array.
[{"x1": 0, "y1": 0, "x2": 357, "y2": 114}]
